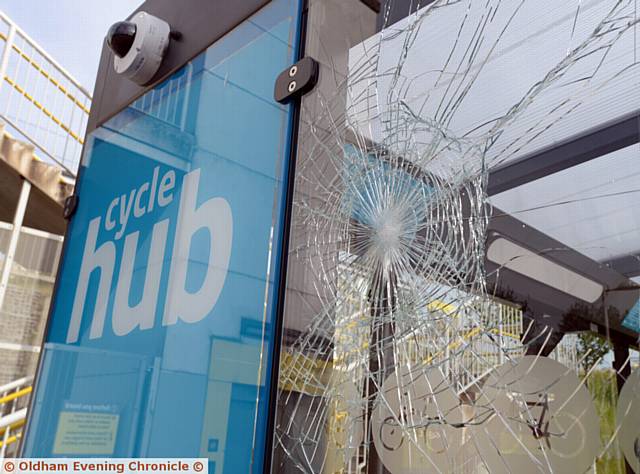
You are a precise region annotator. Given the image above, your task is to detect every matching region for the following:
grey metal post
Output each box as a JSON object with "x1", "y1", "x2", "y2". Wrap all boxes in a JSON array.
[
  {"x1": 0, "y1": 22, "x2": 16, "y2": 96},
  {"x1": 0, "y1": 179, "x2": 32, "y2": 311}
]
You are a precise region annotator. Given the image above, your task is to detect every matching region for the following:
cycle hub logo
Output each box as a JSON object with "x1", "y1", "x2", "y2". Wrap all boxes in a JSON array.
[{"x1": 66, "y1": 167, "x2": 233, "y2": 343}]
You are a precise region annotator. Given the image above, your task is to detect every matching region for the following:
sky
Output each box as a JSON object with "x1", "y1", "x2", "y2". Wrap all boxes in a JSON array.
[{"x1": 0, "y1": 0, "x2": 143, "y2": 92}]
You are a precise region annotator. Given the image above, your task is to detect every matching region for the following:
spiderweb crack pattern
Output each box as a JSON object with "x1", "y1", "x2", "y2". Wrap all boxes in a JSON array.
[{"x1": 273, "y1": 1, "x2": 640, "y2": 472}]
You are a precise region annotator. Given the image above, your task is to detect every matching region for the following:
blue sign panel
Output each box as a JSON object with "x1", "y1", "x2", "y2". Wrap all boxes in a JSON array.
[
  {"x1": 622, "y1": 300, "x2": 640, "y2": 333},
  {"x1": 23, "y1": 1, "x2": 300, "y2": 472}
]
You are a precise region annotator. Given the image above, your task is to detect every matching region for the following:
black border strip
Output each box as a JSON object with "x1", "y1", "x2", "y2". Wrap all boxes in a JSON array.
[
  {"x1": 261, "y1": 0, "x2": 309, "y2": 472},
  {"x1": 360, "y1": 0, "x2": 381, "y2": 13}
]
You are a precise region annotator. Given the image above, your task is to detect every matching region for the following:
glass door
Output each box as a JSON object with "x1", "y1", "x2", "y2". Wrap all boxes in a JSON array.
[{"x1": 272, "y1": 1, "x2": 640, "y2": 473}]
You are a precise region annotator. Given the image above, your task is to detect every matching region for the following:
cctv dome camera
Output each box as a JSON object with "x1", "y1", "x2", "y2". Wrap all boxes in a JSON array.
[
  {"x1": 107, "y1": 12, "x2": 173, "y2": 86},
  {"x1": 107, "y1": 21, "x2": 137, "y2": 58}
]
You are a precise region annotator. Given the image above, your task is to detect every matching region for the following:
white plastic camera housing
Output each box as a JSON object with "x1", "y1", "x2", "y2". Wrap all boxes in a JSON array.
[{"x1": 112, "y1": 12, "x2": 171, "y2": 86}]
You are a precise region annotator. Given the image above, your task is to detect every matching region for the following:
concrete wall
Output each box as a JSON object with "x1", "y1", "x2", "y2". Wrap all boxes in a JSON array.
[
  {"x1": 0, "y1": 271, "x2": 52, "y2": 386},
  {"x1": 0, "y1": 128, "x2": 69, "y2": 388}
]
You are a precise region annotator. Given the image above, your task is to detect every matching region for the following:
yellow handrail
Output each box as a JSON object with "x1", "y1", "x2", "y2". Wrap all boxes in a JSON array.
[
  {"x1": 0, "y1": 386, "x2": 32, "y2": 406},
  {"x1": 3, "y1": 76, "x2": 84, "y2": 144},
  {"x1": 0, "y1": 418, "x2": 25, "y2": 436},
  {"x1": 0, "y1": 32, "x2": 90, "y2": 115},
  {"x1": 423, "y1": 326, "x2": 521, "y2": 365},
  {"x1": 0, "y1": 432, "x2": 21, "y2": 448}
]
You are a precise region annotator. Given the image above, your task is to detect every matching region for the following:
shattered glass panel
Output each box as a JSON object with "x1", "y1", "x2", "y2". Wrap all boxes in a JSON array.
[{"x1": 272, "y1": 0, "x2": 640, "y2": 473}]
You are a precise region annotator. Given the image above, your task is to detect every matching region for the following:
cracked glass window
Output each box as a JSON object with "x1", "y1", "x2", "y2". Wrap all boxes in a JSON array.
[{"x1": 271, "y1": 1, "x2": 640, "y2": 473}]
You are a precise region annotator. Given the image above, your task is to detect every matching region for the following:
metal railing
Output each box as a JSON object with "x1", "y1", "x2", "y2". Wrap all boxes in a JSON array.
[
  {"x1": 130, "y1": 62, "x2": 192, "y2": 131},
  {"x1": 550, "y1": 332, "x2": 580, "y2": 373},
  {"x1": 0, "y1": 10, "x2": 92, "y2": 176},
  {"x1": 0, "y1": 375, "x2": 32, "y2": 459},
  {"x1": 0, "y1": 219, "x2": 63, "y2": 459}
]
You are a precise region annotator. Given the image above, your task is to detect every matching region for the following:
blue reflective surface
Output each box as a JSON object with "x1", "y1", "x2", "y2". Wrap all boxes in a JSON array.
[
  {"x1": 622, "y1": 300, "x2": 640, "y2": 333},
  {"x1": 23, "y1": 2, "x2": 300, "y2": 471}
]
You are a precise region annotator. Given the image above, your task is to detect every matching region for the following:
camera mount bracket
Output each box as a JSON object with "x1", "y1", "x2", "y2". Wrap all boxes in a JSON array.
[{"x1": 274, "y1": 57, "x2": 319, "y2": 104}]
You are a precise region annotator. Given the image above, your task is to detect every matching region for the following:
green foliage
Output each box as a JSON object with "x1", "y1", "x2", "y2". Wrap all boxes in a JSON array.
[
  {"x1": 575, "y1": 333, "x2": 625, "y2": 473},
  {"x1": 586, "y1": 370, "x2": 626, "y2": 474},
  {"x1": 577, "y1": 332, "x2": 612, "y2": 374}
]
